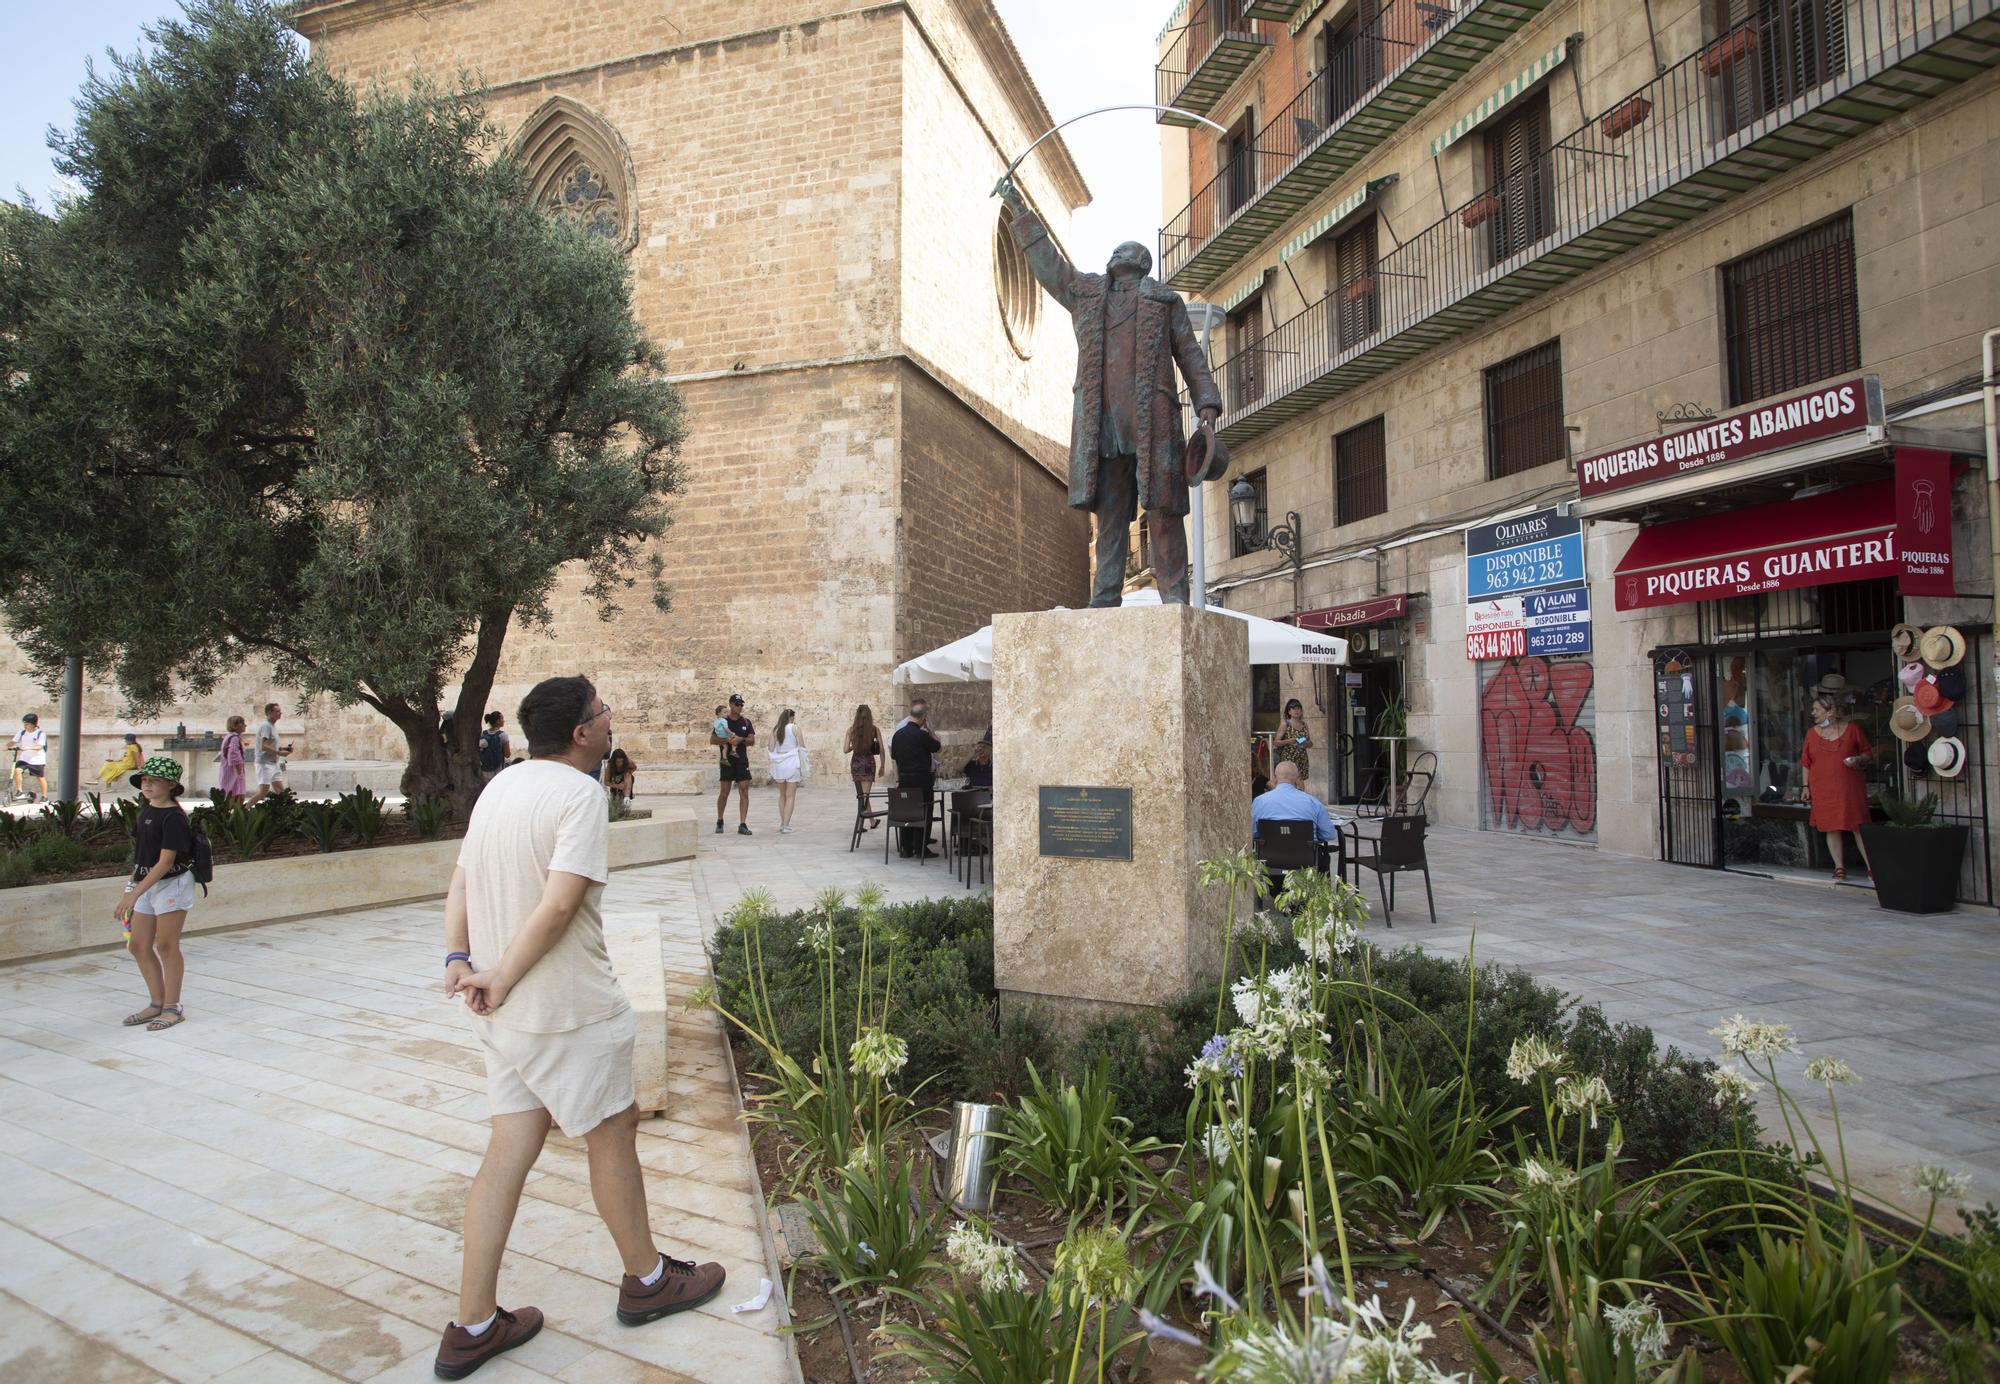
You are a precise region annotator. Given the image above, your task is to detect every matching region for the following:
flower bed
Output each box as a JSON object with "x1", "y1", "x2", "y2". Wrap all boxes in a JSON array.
[
  {"x1": 707, "y1": 867, "x2": 2000, "y2": 1382},
  {"x1": 0, "y1": 786, "x2": 647, "y2": 889}
]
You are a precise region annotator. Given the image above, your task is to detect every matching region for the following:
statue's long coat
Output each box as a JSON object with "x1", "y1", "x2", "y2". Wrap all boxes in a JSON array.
[{"x1": 1010, "y1": 210, "x2": 1222, "y2": 518}]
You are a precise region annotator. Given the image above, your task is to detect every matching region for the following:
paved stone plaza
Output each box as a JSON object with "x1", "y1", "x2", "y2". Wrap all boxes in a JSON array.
[{"x1": 1, "y1": 784, "x2": 1995, "y2": 1381}]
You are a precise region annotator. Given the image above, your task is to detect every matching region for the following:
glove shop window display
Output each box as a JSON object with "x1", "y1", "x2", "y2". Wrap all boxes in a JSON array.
[{"x1": 1860, "y1": 623, "x2": 1976, "y2": 914}]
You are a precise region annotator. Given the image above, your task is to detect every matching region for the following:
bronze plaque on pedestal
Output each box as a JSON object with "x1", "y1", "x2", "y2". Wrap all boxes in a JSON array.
[{"x1": 1037, "y1": 786, "x2": 1132, "y2": 861}]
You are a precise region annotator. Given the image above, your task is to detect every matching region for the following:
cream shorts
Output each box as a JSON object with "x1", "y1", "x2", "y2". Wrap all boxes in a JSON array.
[
  {"x1": 472, "y1": 1006, "x2": 636, "y2": 1137},
  {"x1": 131, "y1": 870, "x2": 197, "y2": 917},
  {"x1": 256, "y1": 762, "x2": 284, "y2": 786}
]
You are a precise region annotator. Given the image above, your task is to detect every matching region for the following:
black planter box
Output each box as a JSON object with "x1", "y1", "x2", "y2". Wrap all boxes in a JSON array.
[{"x1": 1857, "y1": 822, "x2": 1968, "y2": 914}]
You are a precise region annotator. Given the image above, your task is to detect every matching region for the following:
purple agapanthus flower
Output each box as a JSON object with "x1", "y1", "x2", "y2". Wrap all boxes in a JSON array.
[{"x1": 1199, "y1": 1033, "x2": 1244, "y2": 1077}]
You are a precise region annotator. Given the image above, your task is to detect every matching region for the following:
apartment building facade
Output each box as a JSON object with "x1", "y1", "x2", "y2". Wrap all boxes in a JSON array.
[{"x1": 1155, "y1": 0, "x2": 2000, "y2": 899}]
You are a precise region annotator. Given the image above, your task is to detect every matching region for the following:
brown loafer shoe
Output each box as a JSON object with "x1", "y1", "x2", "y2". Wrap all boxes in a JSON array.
[
  {"x1": 618, "y1": 1254, "x2": 726, "y2": 1325},
  {"x1": 433, "y1": 1305, "x2": 543, "y2": 1379}
]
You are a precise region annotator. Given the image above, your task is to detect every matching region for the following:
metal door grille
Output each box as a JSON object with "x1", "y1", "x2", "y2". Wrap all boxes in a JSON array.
[
  {"x1": 1484, "y1": 339, "x2": 1565, "y2": 479},
  {"x1": 1723, "y1": 214, "x2": 1859, "y2": 407},
  {"x1": 1334, "y1": 417, "x2": 1387, "y2": 525},
  {"x1": 1655, "y1": 649, "x2": 1723, "y2": 867}
]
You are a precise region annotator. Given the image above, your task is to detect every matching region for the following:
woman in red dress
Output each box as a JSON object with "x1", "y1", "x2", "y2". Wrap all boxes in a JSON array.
[{"x1": 1798, "y1": 693, "x2": 1872, "y2": 881}]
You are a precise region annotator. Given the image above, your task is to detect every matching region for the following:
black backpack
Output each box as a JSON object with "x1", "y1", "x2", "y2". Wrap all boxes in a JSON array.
[
  {"x1": 166, "y1": 811, "x2": 215, "y2": 895},
  {"x1": 479, "y1": 729, "x2": 505, "y2": 773}
]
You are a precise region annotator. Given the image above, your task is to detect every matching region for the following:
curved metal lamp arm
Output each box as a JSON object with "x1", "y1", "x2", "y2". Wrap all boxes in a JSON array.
[
  {"x1": 1265, "y1": 511, "x2": 1304, "y2": 575},
  {"x1": 995, "y1": 105, "x2": 1229, "y2": 194}
]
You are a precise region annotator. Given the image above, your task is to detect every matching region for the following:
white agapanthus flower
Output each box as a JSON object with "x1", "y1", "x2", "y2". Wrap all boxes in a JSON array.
[
  {"x1": 1602, "y1": 1295, "x2": 1671, "y2": 1364},
  {"x1": 1710, "y1": 1014, "x2": 1798, "y2": 1058},
  {"x1": 848, "y1": 1025, "x2": 908, "y2": 1081},
  {"x1": 1205, "y1": 1295, "x2": 1461, "y2": 1384},
  {"x1": 797, "y1": 916, "x2": 842, "y2": 955},
  {"x1": 1706, "y1": 1063, "x2": 1762, "y2": 1109},
  {"x1": 945, "y1": 1222, "x2": 1029, "y2": 1295},
  {"x1": 1200, "y1": 1124, "x2": 1234, "y2": 1164},
  {"x1": 1505, "y1": 1035, "x2": 1564, "y2": 1084},
  {"x1": 1555, "y1": 1074, "x2": 1614, "y2": 1129},
  {"x1": 1803, "y1": 1056, "x2": 1857, "y2": 1086},
  {"x1": 1517, "y1": 1156, "x2": 1576, "y2": 1194},
  {"x1": 1904, "y1": 1164, "x2": 1971, "y2": 1202}
]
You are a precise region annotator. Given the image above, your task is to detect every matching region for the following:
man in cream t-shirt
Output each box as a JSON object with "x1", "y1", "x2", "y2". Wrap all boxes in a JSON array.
[{"x1": 434, "y1": 675, "x2": 723, "y2": 1379}]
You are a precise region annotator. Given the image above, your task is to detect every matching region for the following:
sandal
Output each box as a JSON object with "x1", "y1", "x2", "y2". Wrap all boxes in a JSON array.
[
  {"x1": 1832, "y1": 867, "x2": 1847, "y2": 882},
  {"x1": 147, "y1": 1005, "x2": 185, "y2": 1031},
  {"x1": 122, "y1": 1004, "x2": 164, "y2": 1027}
]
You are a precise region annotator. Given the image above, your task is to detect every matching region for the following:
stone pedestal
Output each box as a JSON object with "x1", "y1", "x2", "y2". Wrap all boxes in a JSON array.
[{"x1": 991, "y1": 604, "x2": 1249, "y2": 1016}]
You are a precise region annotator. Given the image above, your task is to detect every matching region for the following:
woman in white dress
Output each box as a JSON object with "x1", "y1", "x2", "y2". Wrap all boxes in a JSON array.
[{"x1": 767, "y1": 708, "x2": 805, "y2": 833}]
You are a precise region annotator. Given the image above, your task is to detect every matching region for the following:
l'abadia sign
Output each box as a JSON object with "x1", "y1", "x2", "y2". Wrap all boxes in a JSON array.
[{"x1": 1578, "y1": 376, "x2": 1881, "y2": 498}]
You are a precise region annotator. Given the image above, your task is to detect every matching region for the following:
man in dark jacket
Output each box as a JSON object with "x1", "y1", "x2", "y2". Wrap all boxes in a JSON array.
[{"x1": 890, "y1": 700, "x2": 940, "y2": 859}]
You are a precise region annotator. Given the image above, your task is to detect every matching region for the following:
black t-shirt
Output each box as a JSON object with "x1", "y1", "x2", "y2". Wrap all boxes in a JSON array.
[
  {"x1": 134, "y1": 802, "x2": 193, "y2": 875},
  {"x1": 719, "y1": 715, "x2": 753, "y2": 772}
]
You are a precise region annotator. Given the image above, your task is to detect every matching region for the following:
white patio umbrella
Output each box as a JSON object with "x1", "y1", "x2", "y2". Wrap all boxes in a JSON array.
[{"x1": 891, "y1": 595, "x2": 1345, "y2": 684}]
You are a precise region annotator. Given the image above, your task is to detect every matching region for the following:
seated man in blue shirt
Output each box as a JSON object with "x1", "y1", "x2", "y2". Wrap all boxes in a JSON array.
[{"x1": 1251, "y1": 760, "x2": 1339, "y2": 844}]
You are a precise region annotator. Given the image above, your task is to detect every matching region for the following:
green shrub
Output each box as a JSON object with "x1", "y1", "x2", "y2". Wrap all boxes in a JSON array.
[
  {"x1": 25, "y1": 833, "x2": 87, "y2": 877},
  {"x1": 999, "y1": 1059, "x2": 1157, "y2": 1220},
  {"x1": 210, "y1": 803, "x2": 281, "y2": 859},
  {"x1": 337, "y1": 787, "x2": 386, "y2": 845},
  {"x1": 798, "y1": 1143, "x2": 945, "y2": 1299},
  {"x1": 295, "y1": 800, "x2": 341, "y2": 853},
  {"x1": 404, "y1": 795, "x2": 450, "y2": 839}
]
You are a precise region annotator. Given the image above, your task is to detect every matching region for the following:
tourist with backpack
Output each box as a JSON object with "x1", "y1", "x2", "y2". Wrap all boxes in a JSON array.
[
  {"x1": 114, "y1": 756, "x2": 207, "y2": 1031},
  {"x1": 479, "y1": 712, "x2": 514, "y2": 778}
]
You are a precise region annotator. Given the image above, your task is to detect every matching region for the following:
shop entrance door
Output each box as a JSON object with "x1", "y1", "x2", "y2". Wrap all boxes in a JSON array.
[
  {"x1": 1652, "y1": 648, "x2": 1722, "y2": 867},
  {"x1": 1335, "y1": 659, "x2": 1403, "y2": 806}
]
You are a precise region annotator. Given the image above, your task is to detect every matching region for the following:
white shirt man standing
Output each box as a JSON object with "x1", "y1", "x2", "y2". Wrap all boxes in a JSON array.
[
  {"x1": 11, "y1": 712, "x2": 48, "y2": 803},
  {"x1": 435, "y1": 675, "x2": 723, "y2": 1378},
  {"x1": 245, "y1": 701, "x2": 293, "y2": 806}
]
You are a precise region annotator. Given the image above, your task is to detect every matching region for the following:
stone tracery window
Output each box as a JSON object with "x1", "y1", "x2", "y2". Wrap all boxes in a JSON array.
[{"x1": 511, "y1": 96, "x2": 638, "y2": 253}]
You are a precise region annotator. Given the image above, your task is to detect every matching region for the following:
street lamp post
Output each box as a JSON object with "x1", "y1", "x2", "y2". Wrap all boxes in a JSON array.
[{"x1": 1228, "y1": 476, "x2": 1303, "y2": 613}]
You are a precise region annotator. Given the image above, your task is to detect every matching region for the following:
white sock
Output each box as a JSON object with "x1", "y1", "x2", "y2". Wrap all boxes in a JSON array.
[
  {"x1": 456, "y1": 1311, "x2": 496, "y2": 1337},
  {"x1": 639, "y1": 1254, "x2": 665, "y2": 1287}
]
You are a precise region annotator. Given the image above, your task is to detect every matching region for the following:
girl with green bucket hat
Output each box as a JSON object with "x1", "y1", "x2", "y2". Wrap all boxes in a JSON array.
[{"x1": 116, "y1": 755, "x2": 196, "y2": 1030}]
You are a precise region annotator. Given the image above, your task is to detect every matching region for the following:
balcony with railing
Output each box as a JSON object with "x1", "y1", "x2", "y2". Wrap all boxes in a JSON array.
[
  {"x1": 1160, "y1": 0, "x2": 1558, "y2": 290},
  {"x1": 1157, "y1": 0, "x2": 1275, "y2": 124},
  {"x1": 1203, "y1": 0, "x2": 2000, "y2": 447}
]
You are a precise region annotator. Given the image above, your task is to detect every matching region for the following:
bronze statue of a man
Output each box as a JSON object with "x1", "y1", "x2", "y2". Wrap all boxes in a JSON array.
[{"x1": 999, "y1": 176, "x2": 1221, "y2": 607}]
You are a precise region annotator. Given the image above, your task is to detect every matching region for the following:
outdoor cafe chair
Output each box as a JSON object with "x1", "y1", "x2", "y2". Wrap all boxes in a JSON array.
[
  {"x1": 959, "y1": 802, "x2": 993, "y2": 889},
  {"x1": 1342, "y1": 813, "x2": 1435, "y2": 927},
  {"x1": 849, "y1": 789, "x2": 889, "y2": 852},
  {"x1": 949, "y1": 788, "x2": 990, "y2": 861},
  {"x1": 884, "y1": 785, "x2": 943, "y2": 866},
  {"x1": 1253, "y1": 820, "x2": 1331, "y2": 905}
]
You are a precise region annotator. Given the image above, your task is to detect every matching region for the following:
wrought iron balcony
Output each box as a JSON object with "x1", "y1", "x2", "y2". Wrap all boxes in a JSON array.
[
  {"x1": 1204, "y1": 0, "x2": 2000, "y2": 447},
  {"x1": 1160, "y1": 0, "x2": 1557, "y2": 289},
  {"x1": 1157, "y1": 0, "x2": 1275, "y2": 125}
]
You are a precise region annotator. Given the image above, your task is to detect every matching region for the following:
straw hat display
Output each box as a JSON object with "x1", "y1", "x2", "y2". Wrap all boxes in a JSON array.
[
  {"x1": 1889, "y1": 696, "x2": 1931, "y2": 743},
  {"x1": 1928, "y1": 736, "x2": 1967, "y2": 778},
  {"x1": 1890, "y1": 623, "x2": 1923, "y2": 660},
  {"x1": 1912, "y1": 677, "x2": 1955, "y2": 717},
  {"x1": 1920, "y1": 625, "x2": 1966, "y2": 669}
]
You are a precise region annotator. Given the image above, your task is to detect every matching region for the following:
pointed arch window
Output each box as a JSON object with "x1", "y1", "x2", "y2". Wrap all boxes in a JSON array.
[{"x1": 511, "y1": 96, "x2": 638, "y2": 252}]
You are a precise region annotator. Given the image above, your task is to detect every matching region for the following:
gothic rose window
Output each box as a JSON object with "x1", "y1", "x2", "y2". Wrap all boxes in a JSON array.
[
  {"x1": 512, "y1": 96, "x2": 638, "y2": 253},
  {"x1": 551, "y1": 164, "x2": 622, "y2": 241}
]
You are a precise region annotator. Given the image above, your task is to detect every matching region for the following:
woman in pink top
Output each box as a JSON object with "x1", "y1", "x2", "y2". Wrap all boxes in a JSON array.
[{"x1": 217, "y1": 715, "x2": 248, "y2": 805}]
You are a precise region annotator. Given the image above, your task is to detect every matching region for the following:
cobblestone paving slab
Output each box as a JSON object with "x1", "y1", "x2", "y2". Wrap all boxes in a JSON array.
[{"x1": 0, "y1": 854, "x2": 790, "y2": 1384}]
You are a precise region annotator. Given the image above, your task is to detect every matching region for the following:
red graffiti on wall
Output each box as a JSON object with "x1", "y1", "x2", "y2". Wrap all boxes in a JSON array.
[{"x1": 1481, "y1": 656, "x2": 1597, "y2": 835}]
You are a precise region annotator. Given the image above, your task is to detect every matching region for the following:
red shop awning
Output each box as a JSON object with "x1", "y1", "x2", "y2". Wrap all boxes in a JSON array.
[
  {"x1": 1295, "y1": 593, "x2": 1409, "y2": 631},
  {"x1": 1613, "y1": 452, "x2": 1954, "y2": 611}
]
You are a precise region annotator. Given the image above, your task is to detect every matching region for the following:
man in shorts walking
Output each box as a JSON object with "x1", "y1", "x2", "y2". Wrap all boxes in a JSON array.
[
  {"x1": 245, "y1": 702, "x2": 293, "y2": 806},
  {"x1": 710, "y1": 692, "x2": 755, "y2": 835},
  {"x1": 438, "y1": 675, "x2": 723, "y2": 1378}
]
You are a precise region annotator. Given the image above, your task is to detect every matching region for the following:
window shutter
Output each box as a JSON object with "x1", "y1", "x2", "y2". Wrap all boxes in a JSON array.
[
  {"x1": 1723, "y1": 214, "x2": 1859, "y2": 405},
  {"x1": 1332, "y1": 217, "x2": 1379, "y2": 350}
]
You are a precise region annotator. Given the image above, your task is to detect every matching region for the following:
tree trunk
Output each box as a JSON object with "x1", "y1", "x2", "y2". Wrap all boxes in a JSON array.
[{"x1": 393, "y1": 604, "x2": 516, "y2": 823}]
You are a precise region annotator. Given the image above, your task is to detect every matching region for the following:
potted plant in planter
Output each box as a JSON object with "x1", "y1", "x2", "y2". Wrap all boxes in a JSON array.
[
  {"x1": 1858, "y1": 791, "x2": 1968, "y2": 915},
  {"x1": 1460, "y1": 190, "x2": 1502, "y2": 228}
]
